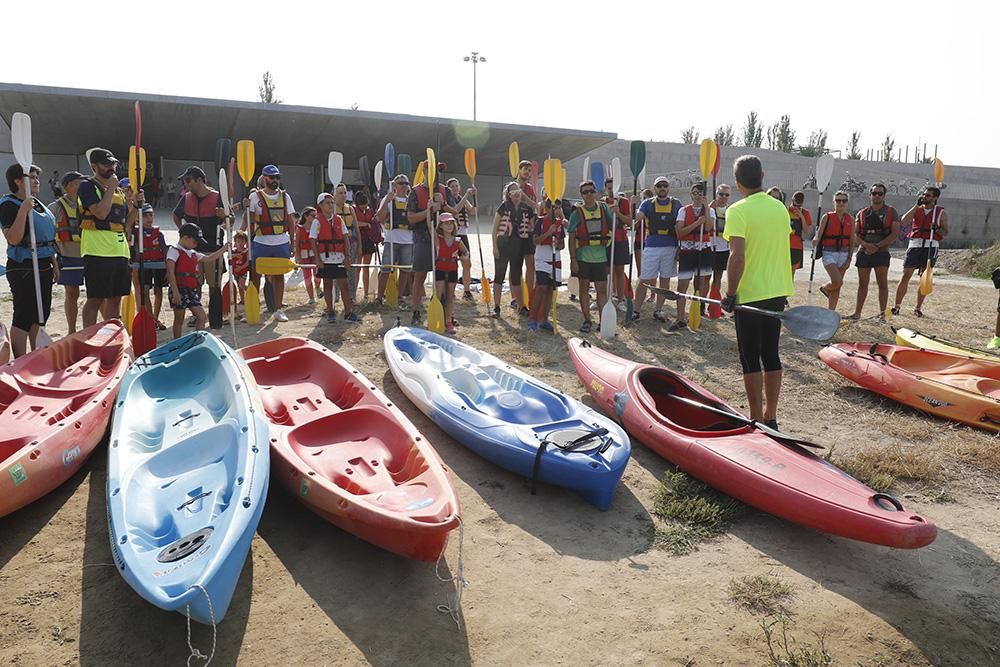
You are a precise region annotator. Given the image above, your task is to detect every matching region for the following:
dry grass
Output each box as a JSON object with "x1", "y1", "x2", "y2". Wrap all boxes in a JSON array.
[
  {"x1": 827, "y1": 442, "x2": 942, "y2": 492},
  {"x1": 727, "y1": 574, "x2": 796, "y2": 616},
  {"x1": 651, "y1": 471, "x2": 743, "y2": 556},
  {"x1": 760, "y1": 618, "x2": 834, "y2": 667},
  {"x1": 952, "y1": 437, "x2": 1000, "y2": 476}
]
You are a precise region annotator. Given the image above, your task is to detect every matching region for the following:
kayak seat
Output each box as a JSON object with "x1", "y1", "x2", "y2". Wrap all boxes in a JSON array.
[
  {"x1": 473, "y1": 365, "x2": 572, "y2": 423},
  {"x1": 392, "y1": 337, "x2": 426, "y2": 364},
  {"x1": 14, "y1": 338, "x2": 126, "y2": 392},
  {"x1": 639, "y1": 369, "x2": 741, "y2": 432},
  {"x1": 250, "y1": 346, "x2": 364, "y2": 413},
  {"x1": 440, "y1": 368, "x2": 484, "y2": 405}
]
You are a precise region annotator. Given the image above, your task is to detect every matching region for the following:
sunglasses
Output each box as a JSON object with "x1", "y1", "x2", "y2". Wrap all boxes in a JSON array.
[
  {"x1": 718, "y1": 192, "x2": 730, "y2": 197},
  {"x1": 835, "y1": 198, "x2": 848, "y2": 203},
  {"x1": 581, "y1": 189, "x2": 597, "y2": 195},
  {"x1": 654, "y1": 184, "x2": 668, "y2": 189},
  {"x1": 871, "y1": 190, "x2": 886, "y2": 196}
]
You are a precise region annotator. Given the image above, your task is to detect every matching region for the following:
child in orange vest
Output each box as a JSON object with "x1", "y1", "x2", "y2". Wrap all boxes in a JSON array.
[
  {"x1": 166, "y1": 223, "x2": 229, "y2": 339},
  {"x1": 434, "y1": 213, "x2": 468, "y2": 334},
  {"x1": 530, "y1": 199, "x2": 565, "y2": 332}
]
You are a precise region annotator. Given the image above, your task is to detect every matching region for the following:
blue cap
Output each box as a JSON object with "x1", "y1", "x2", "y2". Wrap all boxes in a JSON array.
[
  {"x1": 120, "y1": 177, "x2": 131, "y2": 189},
  {"x1": 262, "y1": 164, "x2": 281, "y2": 176}
]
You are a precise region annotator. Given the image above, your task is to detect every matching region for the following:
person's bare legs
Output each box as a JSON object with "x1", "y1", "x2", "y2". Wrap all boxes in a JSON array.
[
  {"x1": 594, "y1": 280, "x2": 608, "y2": 322},
  {"x1": 822, "y1": 263, "x2": 843, "y2": 310},
  {"x1": 874, "y1": 266, "x2": 890, "y2": 314},
  {"x1": 64, "y1": 285, "x2": 80, "y2": 333},
  {"x1": 894, "y1": 267, "x2": 917, "y2": 311},
  {"x1": 82, "y1": 298, "x2": 102, "y2": 328},
  {"x1": 763, "y1": 370, "x2": 782, "y2": 422},
  {"x1": 675, "y1": 278, "x2": 691, "y2": 322},
  {"x1": 743, "y1": 372, "x2": 764, "y2": 421},
  {"x1": 852, "y1": 266, "x2": 871, "y2": 319},
  {"x1": 578, "y1": 279, "x2": 593, "y2": 323}
]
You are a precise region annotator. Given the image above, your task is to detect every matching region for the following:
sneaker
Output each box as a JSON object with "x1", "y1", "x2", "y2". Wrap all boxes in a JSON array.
[
  {"x1": 155, "y1": 320, "x2": 167, "y2": 331},
  {"x1": 569, "y1": 294, "x2": 578, "y2": 302},
  {"x1": 617, "y1": 301, "x2": 628, "y2": 312},
  {"x1": 327, "y1": 311, "x2": 337, "y2": 323},
  {"x1": 989, "y1": 337, "x2": 1000, "y2": 350},
  {"x1": 307, "y1": 298, "x2": 315, "y2": 305},
  {"x1": 539, "y1": 321, "x2": 554, "y2": 333},
  {"x1": 589, "y1": 301, "x2": 598, "y2": 311},
  {"x1": 275, "y1": 310, "x2": 289, "y2": 323},
  {"x1": 579, "y1": 320, "x2": 593, "y2": 333},
  {"x1": 630, "y1": 311, "x2": 641, "y2": 322},
  {"x1": 653, "y1": 310, "x2": 667, "y2": 322},
  {"x1": 519, "y1": 307, "x2": 530, "y2": 317},
  {"x1": 527, "y1": 321, "x2": 538, "y2": 332},
  {"x1": 344, "y1": 312, "x2": 361, "y2": 323},
  {"x1": 510, "y1": 298, "x2": 518, "y2": 309},
  {"x1": 891, "y1": 305, "x2": 900, "y2": 316},
  {"x1": 667, "y1": 320, "x2": 687, "y2": 332},
  {"x1": 491, "y1": 306, "x2": 501, "y2": 319},
  {"x1": 411, "y1": 310, "x2": 422, "y2": 325},
  {"x1": 463, "y1": 291, "x2": 474, "y2": 301},
  {"x1": 317, "y1": 289, "x2": 324, "y2": 299}
]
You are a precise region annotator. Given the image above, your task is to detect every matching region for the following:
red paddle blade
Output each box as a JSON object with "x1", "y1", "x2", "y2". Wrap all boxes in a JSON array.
[
  {"x1": 134, "y1": 101, "x2": 142, "y2": 149},
  {"x1": 132, "y1": 309, "x2": 157, "y2": 356},
  {"x1": 222, "y1": 280, "x2": 232, "y2": 313},
  {"x1": 708, "y1": 286, "x2": 722, "y2": 319}
]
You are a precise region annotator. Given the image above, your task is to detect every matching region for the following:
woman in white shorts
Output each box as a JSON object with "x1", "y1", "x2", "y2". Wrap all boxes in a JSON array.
[{"x1": 815, "y1": 190, "x2": 854, "y2": 310}]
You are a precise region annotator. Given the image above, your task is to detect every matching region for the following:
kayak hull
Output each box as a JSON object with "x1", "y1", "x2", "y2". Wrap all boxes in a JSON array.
[
  {"x1": 820, "y1": 343, "x2": 1000, "y2": 432},
  {"x1": 568, "y1": 337, "x2": 936, "y2": 549},
  {"x1": 240, "y1": 337, "x2": 460, "y2": 561},
  {"x1": 108, "y1": 332, "x2": 270, "y2": 624},
  {"x1": 0, "y1": 321, "x2": 131, "y2": 518},
  {"x1": 893, "y1": 327, "x2": 1000, "y2": 362},
  {"x1": 384, "y1": 327, "x2": 630, "y2": 510}
]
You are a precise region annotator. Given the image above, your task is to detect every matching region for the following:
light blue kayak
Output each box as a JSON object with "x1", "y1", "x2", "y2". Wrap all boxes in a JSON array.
[
  {"x1": 383, "y1": 327, "x2": 630, "y2": 509},
  {"x1": 107, "y1": 332, "x2": 269, "y2": 625}
]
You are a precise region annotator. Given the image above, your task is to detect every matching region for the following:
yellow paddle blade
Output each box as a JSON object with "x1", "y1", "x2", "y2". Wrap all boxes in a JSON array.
[
  {"x1": 482, "y1": 274, "x2": 492, "y2": 306},
  {"x1": 414, "y1": 161, "x2": 425, "y2": 186},
  {"x1": 554, "y1": 162, "x2": 566, "y2": 201},
  {"x1": 122, "y1": 289, "x2": 135, "y2": 334},
  {"x1": 427, "y1": 148, "x2": 437, "y2": 191},
  {"x1": 508, "y1": 142, "x2": 519, "y2": 179},
  {"x1": 699, "y1": 139, "x2": 717, "y2": 182},
  {"x1": 128, "y1": 146, "x2": 147, "y2": 189},
  {"x1": 543, "y1": 159, "x2": 556, "y2": 201},
  {"x1": 255, "y1": 256, "x2": 296, "y2": 275},
  {"x1": 427, "y1": 294, "x2": 445, "y2": 333},
  {"x1": 689, "y1": 295, "x2": 701, "y2": 330},
  {"x1": 464, "y1": 148, "x2": 477, "y2": 182},
  {"x1": 386, "y1": 271, "x2": 398, "y2": 308},
  {"x1": 521, "y1": 281, "x2": 529, "y2": 308},
  {"x1": 237, "y1": 140, "x2": 255, "y2": 187},
  {"x1": 919, "y1": 265, "x2": 934, "y2": 296},
  {"x1": 934, "y1": 158, "x2": 945, "y2": 185},
  {"x1": 245, "y1": 283, "x2": 261, "y2": 324}
]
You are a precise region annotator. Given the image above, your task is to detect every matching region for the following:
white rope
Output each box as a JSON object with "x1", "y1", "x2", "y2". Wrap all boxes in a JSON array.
[
  {"x1": 435, "y1": 515, "x2": 467, "y2": 628},
  {"x1": 185, "y1": 584, "x2": 217, "y2": 667}
]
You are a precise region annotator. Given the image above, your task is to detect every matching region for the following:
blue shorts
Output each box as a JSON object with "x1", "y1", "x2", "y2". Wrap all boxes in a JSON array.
[
  {"x1": 170, "y1": 286, "x2": 202, "y2": 311},
  {"x1": 251, "y1": 240, "x2": 291, "y2": 260},
  {"x1": 57, "y1": 255, "x2": 85, "y2": 286}
]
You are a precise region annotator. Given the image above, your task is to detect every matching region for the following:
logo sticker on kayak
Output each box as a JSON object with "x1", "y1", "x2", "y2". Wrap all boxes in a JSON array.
[
  {"x1": 920, "y1": 395, "x2": 953, "y2": 408},
  {"x1": 613, "y1": 390, "x2": 629, "y2": 419},
  {"x1": 8, "y1": 464, "x2": 27, "y2": 486},
  {"x1": 62, "y1": 446, "x2": 81, "y2": 467},
  {"x1": 590, "y1": 379, "x2": 605, "y2": 395}
]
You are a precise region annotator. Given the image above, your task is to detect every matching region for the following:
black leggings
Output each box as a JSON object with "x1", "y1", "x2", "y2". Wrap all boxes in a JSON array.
[
  {"x1": 6, "y1": 258, "x2": 54, "y2": 332},
  {"x1": 734, "y1": 296, "x2": 787, "y2": 374},
  {"x1": 493, "y1": 245, "x2": 524, "y2": 287}
]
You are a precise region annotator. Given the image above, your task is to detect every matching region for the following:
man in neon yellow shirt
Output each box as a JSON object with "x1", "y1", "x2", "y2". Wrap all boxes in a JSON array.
[
  {"x1": 722, "y1": 155, "x2": 793, "y2": 430},
  {"x1": 567, "y1": 180, "x2": 614, "y2": 333}
]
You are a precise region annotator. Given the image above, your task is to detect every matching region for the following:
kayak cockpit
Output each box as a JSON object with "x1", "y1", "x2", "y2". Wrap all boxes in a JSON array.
[{"x1": 636, "y1": 368, "x2": 748, "y2": 434}]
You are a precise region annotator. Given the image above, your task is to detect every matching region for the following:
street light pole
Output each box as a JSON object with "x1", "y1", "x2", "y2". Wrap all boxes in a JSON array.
[{"x1": 462, "y1": 51, "x2": 486, "y2": 120}]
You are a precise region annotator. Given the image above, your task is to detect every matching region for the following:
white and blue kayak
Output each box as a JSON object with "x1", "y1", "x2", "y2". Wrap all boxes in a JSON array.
[
  {"x1": 383, "y1": 327, "x2": 630, "y2": 509},
  {"x1": 107, "y1": 332, "x2": 269, "y2": 624}
]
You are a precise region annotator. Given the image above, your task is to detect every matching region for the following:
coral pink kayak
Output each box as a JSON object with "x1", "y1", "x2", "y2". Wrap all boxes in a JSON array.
[
  {"x1": 240, "y1": 337, "x2": 460, "y2": 561},
  {"x1": 568, "y1": 338, "x2": 936, "y2": 549},
  {"x1": 1, "y1": 321, "x2": 132, "y2": 517}
]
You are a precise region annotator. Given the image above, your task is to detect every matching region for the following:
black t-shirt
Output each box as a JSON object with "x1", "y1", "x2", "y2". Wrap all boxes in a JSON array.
[
  {"x1": 78, "y1": 179, "x2": 128, "y2": 226},
  {"x1": 173, "y1": 190, "x2": 224, "y2": 251}
]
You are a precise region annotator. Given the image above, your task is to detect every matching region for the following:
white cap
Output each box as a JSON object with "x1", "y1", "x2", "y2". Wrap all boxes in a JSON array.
[{"x1": 316, "y1": 192, "x2": 334, "y2": 204}]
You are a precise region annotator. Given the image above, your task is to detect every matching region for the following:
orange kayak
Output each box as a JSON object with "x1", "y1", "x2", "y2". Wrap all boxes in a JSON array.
[
  {"x1": 819, "y1": 343, "x2": 1000, "y2": 432},
  {"x1": 240, "y1": 337, "x2": 460, "y2": 561},
  {"x1": 0, "y1": 320, "x2": 132, "y2": 518}
]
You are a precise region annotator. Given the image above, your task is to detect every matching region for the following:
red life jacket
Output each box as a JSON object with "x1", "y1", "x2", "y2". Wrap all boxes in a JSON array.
[
  {"x1": 435, "y1": 236, "x2": 462, "y2": 272},
  {"x1": 821, "y1": 212, "x2": 853, "y2": 249},
  {"x1": 131, "y1": 225, "x2": 166, "y2": 262},
  {"x1": 255, "y1": 190, "x2": 290, "y2": 236},
  {"x1": 182, "y1": 190, "x2": 221, "y2": 222},
  {"x1": 857, "y1": 206, "x2": 897, "y2": 243},
  {"x1": 574, "y1": 204, "x2": 611, "y2": 247},
  {"x1": 172, "y1": 246, "x2": 200, "y2": 288},
  {"x1": 603, "y1": 195, "x2": 631, "y2": 242},
  {"x1": 354, "y1": 204, "x2": 381, "y2": 243},
  {"x1": 537, "y1": 214, "x2": 562, "y2": 247},
  {"x1": 411, "y1": 184, "x2": 449, "y2": 229},
  {"x1": 315, "y1": 209, "x2": 346, "y2": 256},
  {"x1": 296, "y1": 221, "x2": 313, "y2": 256},
  {"x1": 909, "y1": 205, "x2": 943, "y2": 241},
  {"x1": 676, "y1": 205, "x2": 716, "y2": 245},
  {"x1": 788, "y1": 206, "x2": 812, "y2": 250}
]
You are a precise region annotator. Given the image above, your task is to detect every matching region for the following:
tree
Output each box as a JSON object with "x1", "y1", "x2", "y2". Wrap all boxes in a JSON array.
[
  {"x1": 740, "y1": 111, "x2": 763, "y2": 147},
  {"x1": 713, "y1": 124, "x2": 735, "y2": 146},
  {"x1": 771, "y1": 115, "x2": 796, "y2": 153},
  {"x1": 681, "y1": 126, "x2": 700, "y2": 144},
  {"x1": 258, "y1": 71, "x2": 282, "y2": 104},
  {"x1": 798, "y1": 129, "x2": 828, "y2": 157},
  {"x1": 881, "y1": 134, "x2": 896, "y2": 162},
  {"x1": 846, "y1": 131, "x2": 863, "y2": 160}
]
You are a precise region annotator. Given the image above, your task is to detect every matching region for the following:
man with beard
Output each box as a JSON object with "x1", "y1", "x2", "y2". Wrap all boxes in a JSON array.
[
  {"x1": 173, "y1": 166, "x2": 226, "y2": 317},
  {"x1": 246, "y1": 164, "x2": 294, "y2": 322},
  {"x1": 849, "y1": 183, "x2": 898, "y2": 320},
  {"x1": 893, "y1": 185, "x2": 948, "y2": 317},
  {"x1": 567, "y1": 180, "x2": 614, "y2": 332}
]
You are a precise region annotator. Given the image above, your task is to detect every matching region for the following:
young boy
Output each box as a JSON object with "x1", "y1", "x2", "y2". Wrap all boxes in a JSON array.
[
  {"x1": 312, "y1": 192, "x2": 359, "y2": 323},
  {"x1": 231, "y1": 230, "x2": 250, "y2": 307},
  {"x1": 166, "y1": 222, "x2": 229, "y2": 338},
  {"x1": 529, "y1": 198, "x2": 565, "y2": 332},
  {"x1": 131, "y1": 203, "x2": 168, "y2": 330}
]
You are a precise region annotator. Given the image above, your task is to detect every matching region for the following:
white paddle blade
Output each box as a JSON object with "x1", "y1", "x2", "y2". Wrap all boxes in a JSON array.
[
  {"x1": 582, "y1": 157, "x2": 590, "y2": 185},
  {"x1": 374, "y1": 160, "x2": 383, "y2": 192},
  {"x1": 11, "y1": 112, "x2": 32, "y2": 168},
  {"x1": 816, "y1": 154, "x2": 835, "y2": 193},
  {"x1": 611, "y1": 157, "x2": 621, "y2": 193},
  {"x1": 328, "y1": 151, "x2": 344, "y2": 185},
  {"x1": 218, "y1": 168, "x2": 231, "y2": 217},
  {"x1": 600, "y1": 302, "x2": 617, "y2": 339}
]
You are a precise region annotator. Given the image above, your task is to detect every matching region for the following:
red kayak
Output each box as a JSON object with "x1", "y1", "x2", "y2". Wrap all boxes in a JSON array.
[
  {"x1": 0, "y1": 320, "x2": 132, "y2": 518},
  {"x1": 568, "y1": 338, "x2": 936, "y2": 549},
  {"x1": 240, "y1": 337, "x2": 460, "y2": 561}
]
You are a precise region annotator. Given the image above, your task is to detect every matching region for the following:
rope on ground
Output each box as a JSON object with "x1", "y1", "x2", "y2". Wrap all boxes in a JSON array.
[
  {"x1": 435, "y1": 514, "x2": 467, "y2": 628},
  {"x1": 185, "y1": 584, "x2": 217, "y2": 667}
]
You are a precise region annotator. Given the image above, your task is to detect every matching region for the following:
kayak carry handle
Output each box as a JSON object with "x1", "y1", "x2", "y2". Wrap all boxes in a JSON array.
[{"x1": 872, "y1": 493, "x2": 904, "y2": 512}]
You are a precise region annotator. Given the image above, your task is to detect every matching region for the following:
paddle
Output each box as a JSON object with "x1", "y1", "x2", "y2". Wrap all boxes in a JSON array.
[
  {"x1": 530, "y1": 161, "x2": 539, "y2": 204},
  {"x1": 508, "y1": 142, "x2": 519, "y2": 180},
  {"x1": 397, "y1": 154, "x2": 412, "y2": 183},
  {"x1": 582, "y1": 156, "x2": 590, "y2": 187},
  {"x1": 544, "y1": 158, "x2": 566, "y2": 334},
  {"x1": 600, "y1": 160, "x2": 618, "y2": 339},
  {"x1": 648, "y1": 286, "x2": 841, "y2": 341},
  {"x1": 237, "y1": 140, "x2": 260, "y2": 324},
  {"x1": 589, "y1": 162, "x2": 605, "y2": 191},
  {"x1": 208, "y1": 138, "x2": 231, "y2": 331},
  {"x1": 414, "y1": 160, "x2": 425, "y2": 186},
  {"x1": 708, "y1": 141, "x2": 724, "y2": 318},
  {"x1": 221, "y1": 157, "x2": 237, "y2": 325},
  {"x1": 10, "y1": 113, "x2": 53, "y2": 348},
  {"x1": 690, "y1": 139, "x2": 718, "y2": 331},
  {"x1": 218, "y1": 167, "x2": 237, "y2": 347},
  {"x1": 807, "y1": 154, "x2": 836, "y2": 304},
  {"x1": 665, "y1": 393, "x2": 823, "y2": 451},
  {"x1": 465, "y1": 148, "x2": 491, "y2": 307},
  {"x1": 369, "y1": 159, "x2": 384, "y2": 300},
  {"x1": 384, "y1": 144, "x2": 401, "y2": 309},
  {"x1": 626, "y1": 141, "x2": 646, "y2": 323},
  {"x1": 426, "y1": 148, "x2": 445, "y2": 333},
  {"x1": 920, "y1": 159, "x2": 946, "y2": 297},
  {"x1": 130, "y1": 102, "x2": 157, "y2": 354}
]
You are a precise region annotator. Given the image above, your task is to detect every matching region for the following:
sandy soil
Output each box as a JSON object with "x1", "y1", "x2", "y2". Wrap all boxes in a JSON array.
[{"x1": 1, "y1": 250, "x2": 998, "y2": 666}]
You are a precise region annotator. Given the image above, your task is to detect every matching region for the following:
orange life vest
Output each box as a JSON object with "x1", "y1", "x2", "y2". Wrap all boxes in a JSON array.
[
  {"x1": 254, "y1": 190, "x2": 290, "y2": 236},
  {"x1": 574, "y1": 204, "x2": 611, "y2": 247},
  {"x1": 54, "y1": 196, "x2": 81, "y2": 242},
  {"x1": 131, "y1": 225, "x2": 166, "y2": 262},
  {"x1": 314, "y1": 209, "x2": 346, "y2": 256},
  {"x1": 296, "y1": 221, "x2": 313, "y2": 257},
  {"x1": 909, "y1": 205, "x2": 943, "y2": 241},
  {"x1": 676, "y1": 204, "x2": 715, "y2": 245},
  {"x1": 821, "y1": 212, "x2": 853, "y2": 250}
]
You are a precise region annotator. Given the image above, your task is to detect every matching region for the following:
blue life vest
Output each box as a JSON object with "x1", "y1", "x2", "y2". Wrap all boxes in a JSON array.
[{"x1": 2, "y1": 194, "x2": 57, "y2": 262}]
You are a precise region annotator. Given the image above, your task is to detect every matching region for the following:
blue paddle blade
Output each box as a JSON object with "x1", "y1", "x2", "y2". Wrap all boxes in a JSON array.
[
  {"x1": 590, "y1": 162, "x2": 605, "y2": 188},
  {"x1": 385, "y1": 143, "x2": 395, "y2": 178}
]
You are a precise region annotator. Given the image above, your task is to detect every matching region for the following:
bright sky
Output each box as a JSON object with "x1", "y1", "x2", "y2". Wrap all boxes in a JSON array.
[{"x1": 11, "y1": 0, "x2": 996, "y2": 168}]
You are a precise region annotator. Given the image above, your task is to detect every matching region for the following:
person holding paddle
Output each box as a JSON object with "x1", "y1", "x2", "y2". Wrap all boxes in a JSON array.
[
  {"x1": 490, "y1": 182, "x2": 533, "y2": 318},
  {"x1": 2, "y1": 163, "x2": 58, "y2": 357},
  {"x1": 721, "y1": 155, "x2": 794, "y2": 430},
  {"x1": 166, "y1": 223, "x2": 230, "y2": 338},
  {"x1": 788, "y1": 190, "x2": 812, "y2": 275},
  {"x1": 172, "y1": 166, "x2": 226, "y2": 316},
  {"x1": 814, "y1": 191, "x2": 855, "y2": 311},
  {"x1": 446, "y1": 177, "x2": 476, "y2": 300},
  {"x1": 313, "y1": 192, "x2": 359, "y2": 323},
  {"x1": 48, "y1": 171, "x2": 85, "y2": 333},
  {"x1": 434, "y1": 213, "x2": 468, "y2": 334},
  {"x1": 352, "y1": 190, "x2": 378, "y2": 300},
  {"x1": 376, "y1": 174, "x2": 413, "y2": 305},
  {"x1": 672, "y1": 182, "x2": 716, "y2": 331},
  {"x1": 709, "y1": 183, "x2": 732, "y2": 310},
  {"x1": 567, "y1": 180, "x2": 614, "y2": 333},
  {"x1": 893, "y1": 186, "x2": 948, "y2": 317},
  {"x1": 849, "y1": 183, "x2": 898, "y2": 321},
  {"x1": 293, "y1": 207, "x2": 320, "y2": 305},
  {"x1": 246, "y1": 164, "x2": 294, "y2": 322},
  {"x1": 602, "y1": 177, "x2": 632, "y2": 311},
  {"x1": 631, "y1": 177, "x2": 682, "y2": 322},
  {"x1": 131, "y1": 204, "x2": 168, "y2": 330},
  {"x1": 332, "y1": 183, "x2": 360, "y2": 301},
  {"x1": 407, "y1": 161, "x2": 454, "y2": 325},
  {"x1": 529, "y1": 197, "x2": 565, "y2": 332}
]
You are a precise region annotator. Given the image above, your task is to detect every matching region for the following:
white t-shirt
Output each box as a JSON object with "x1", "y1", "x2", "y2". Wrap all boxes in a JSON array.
[
  {"x1": 249, "y1": 190, "x2": 294, "y2": 246},
  {"x1": 382, "y1": 195, "x2": 413, "y2": 245},
  {"x1": 678, "y1": 206, "x2": 717, "y2": 251},
  {"x1": 712, "y1": 204, "x2": 729, "y2": 251},
  {"x1": 309, "y1": 216, "x2": 350, "y2": 265},
  {"x1": 166, "y1": 245, "x2": 204, "y2": 283}
]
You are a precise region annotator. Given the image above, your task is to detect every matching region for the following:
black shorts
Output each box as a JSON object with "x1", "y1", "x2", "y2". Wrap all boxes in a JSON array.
[
  {"x1": 790, "y1": 248, "x2": 804, "y2": 269},
  {"x1": 84, "y1": 256, "x2": 132, "y2": 298},
  {"x1": 362, "y1": 237, "x2": 377, "y2": 256},
  {"x1": 6, "y1": 258, "x2": 54, "y2": 331},
  {"x1": 735, "y1": 296, "x2": 787, "y2": 374},
  {"x1": 713, "y1": 250, "x2": 730, "y2": 273},
  {"x1": 904, "y1": 246, "x2": 937, "y2": 272},
  {"x1": 435, "y1": 269, "x2": 459, "y2": 283},
  {"x1": 536, "y1": 271, "x2": 559, "y2": 287},
  {"x1": 606, "y1": 241, "x2": 632, "y2": 267},
  {"x1": 676, "y1": 249, "x2": 713, "y2": 278},
  {"x1": 317, "y1": 264, "x2": 347, "y2": 280},
  {"x1": 577, "y1": 260, "x2": 608, "y2": 283},
  {"x1": 520, "y1": 236, "x2": 535, "y2": 256},
  {"x1": 137, "y1": 267, "x2": 168, "y2": 289},
  {"x1": 855, "y1": 249, "x2": 891, "y2": 269}
]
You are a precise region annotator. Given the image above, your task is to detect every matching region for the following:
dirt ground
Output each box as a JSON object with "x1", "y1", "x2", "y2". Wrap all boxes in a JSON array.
[{"x1": 1, "y1": 252, "x2": 998, "y2": 666}]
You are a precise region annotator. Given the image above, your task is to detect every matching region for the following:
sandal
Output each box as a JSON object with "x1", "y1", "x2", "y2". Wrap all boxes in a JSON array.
[
  {"x1": 890, "y1": 305, "x2": 900, "y2": 316},
  {"x1": 579, "y1": 320, "x2": 593, "y2": 333},
  {"x1": 668, "y1": 320, "x2": 688, "y2": 332},
  {"x1": 819, "y1": 285, "x2": 830, "y2": 298},
  {"x1": 914, "y1": 308, "x2": 924, "y2": 317},
  {"x1": 845, "y1": 313, "x2": 861, "y2": 321}
]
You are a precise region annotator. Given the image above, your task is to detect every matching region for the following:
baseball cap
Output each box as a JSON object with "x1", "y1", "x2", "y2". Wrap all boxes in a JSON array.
[
  {"x1": 120, "y1": 178, "x2": 131, "y2": 190},
  {"x1": 654, "y1": 176, "x2": 670, "y2": 186},
  {"x1": 61, "y1": 171, "x2": 84, "y2": 187},
  {"x1": 178, "y1": 222, "x2": 205, "y2": 240},
  {"x1": 141, "y1": 204, "x2": 154, "y2": 215},
  {"x1": 87, "y1": 147, "x2": 118, "y2": 165},
  {"x1": 262, "y1": 165, "x2": 281, "y2": 177},
  {"x1": 181, "y1": 166, "x2": 206, "y2": 180},
  {"x1": 316, "y1": 192, "x2": 334, "y2": 204},
  {"x1": 438, "y1": 212, "x2": 456, "y2": 223},
  {"x1": 518, "y1": 160, "x2": 531, "y2": 169}
]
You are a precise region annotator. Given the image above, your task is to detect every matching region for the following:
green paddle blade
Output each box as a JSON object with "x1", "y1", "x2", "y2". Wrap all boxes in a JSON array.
[{"x1": 629, "y1": 140, "x2": 646, "y2": 179}]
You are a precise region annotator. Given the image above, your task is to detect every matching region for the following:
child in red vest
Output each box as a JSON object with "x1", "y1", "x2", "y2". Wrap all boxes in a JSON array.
[
  {"x1": 131, "y1": 204, "x2": 168, "y2": 330},
  {"x1": 529, "y1": 199, "x2": 565, "y2": 332},
  {"x1": 312, "y1": 193, "x2": 358, "y2": 323},
  {"x1": 231, "y1": 230, "x2": 250, "y2": 308},
  {"x1": 166, "y1": 223, "x2": 229, "y2": 338},
  {"x1": 295, "y1": 207, "x2": 321, "y2": 304},
  {"x1": 435, "y1": 213, "x2": 468, "y2": 334}
]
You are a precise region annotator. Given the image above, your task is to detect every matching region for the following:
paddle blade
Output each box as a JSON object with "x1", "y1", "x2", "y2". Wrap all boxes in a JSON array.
[
  {"x1": 708, "y1": 286, "x2": 722, "y2": 318},
  {"x1": 582, "y1": 157, "x2": 590, "y2": 185},
  {"x1": 638, "y1": 166, "x2": 646, "y2": 190},
  {"x1": 600, "y1": 301, "x2": 617, "y2": 338},
  {"x1": 134, "y1": 101, "x2": 142, "y2": 145},
  {"x1": 359, "y1": 155, "x2": 372, "y2": 193},
  {"x1": 590, "y1": 162, "x2": 604, "y2": 189},
  {"x1": 465, "y1": 148, "x2": 477, "y2": 182},
  {"x1": 934, "y1": 158, "x2": 945, "y2": 185},
  {"x1": 543, "y1": 159, "x2": 556, "y2": 201},
  {"x1": 286, "y1": 268, "x2": 304, "y2": 289},
  {"x1": 689, "y1": 297, "x2": 701, "y2": 330},
  {"x1": 218, "y1": 168, "x2": 231, "y2": 217},
  {"x1": 699, "y1": 139, "x2": 717, "y2": 181},
  {"x1": 374, "y1": 160, "x2": 384, "y2": 193},
  {"x1": 328, "y1": 151, "x2": 344, "y2": 186},
  {"x1": 255, "y1": 257, "x2": 295, "y2": 275},
  {"x1": 221, "y1": 278, "x2": 231, "y2": 314},
  {"x1": 781, "y1": 305, "x2": 841, "y2": 341},
  {"x1": 508, "y1": 142, "x2": 519, "y2": 179},
  {"x1": 237, "y1": 140, "x2": 255, "y2": 186},
  {"x1": 414, "y1": 161, "x2": 425, "y2": 186},
  {"x1": 530, "y1": 161, "x2": 539, "y2": 196},
  {"x1": 426, "y1": 148, "x2": 436, "y2": 191},
  {"x1": 611, "y1": 157, "x2": 621, "y2": 193},
  {"x1": 919, "y1": 265, "x2": 934, "y2": 296},
  {"x1": 386, "y1": 271, "x2": 398, "y2": 308},
  {"x1": 629, "y1": 140, "x2": 646, "y2": 179},
  {"x1": 214, "y1": 138, "x2": 232, "y2": 174},
  {"x1": 428, "y1": 295, "x2": 445, "y2": 333},
  {"x1": 712, "y1": 142, "x2": 722, "y2": 178},
  {"x1": 554, "y1": 163, "x2": 566, "y2": 201},
  {"x1": 816, "y1": 154, "x2": 835, "y2": 193},
  {"x1": 132, "y1": 308, "x2": 157, "y2": 356},
  {"x1": 128, "y1": 146, "x2": 140, "y2": 190},
  {"x1": 521, "y1": 281, "x2": 529, "y2": 308},
  {"x1": 398, "y1": 153, "x2": 411, "y2": 181},
  {"x1": 11, "y1": 113, "x2": 32, "y2": 169},
  {"x1": 227, "y1": 158, "x2": 235, "y2": 202},
  {"x1": 384, "y1": 143, "x2": 395, "y2": 178},
  {"x1": 122, "y1": 289, "x2": 136, "y2": 334},
  {"x1": 209, "y1": 285, "x2": 223, "y2": 329},
  {"x1": 245, "y1": 283, "x2": 261, "y2": 324},
  {"x1": 482, "y1": 273, "x2": 492, "y2": 306}
]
